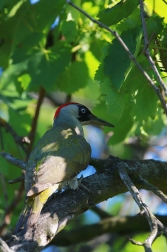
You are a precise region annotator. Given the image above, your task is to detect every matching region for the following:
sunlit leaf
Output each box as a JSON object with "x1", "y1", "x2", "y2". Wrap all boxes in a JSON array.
[
  {"x1": 56, "y1": 61, "x2": 89, "y2": 94},
  {"x1": 98, "y1": 0, "x2": 139, "y2": 26},
  {"x1": 103, "y1": 27, "x2": 141, "y2": 90}
]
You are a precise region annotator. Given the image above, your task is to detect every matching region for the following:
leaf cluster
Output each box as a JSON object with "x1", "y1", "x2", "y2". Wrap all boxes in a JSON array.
[
  {"x1": 0, "y1": 0, "x2": 167, "y2": 251},
  {"x1": 0, "y1": 0, "x2": 166, "y2": 145}
]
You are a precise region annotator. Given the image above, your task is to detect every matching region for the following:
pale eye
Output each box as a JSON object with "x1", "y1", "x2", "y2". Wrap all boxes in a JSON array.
[{"x1": 81, "y1": 107, "x2": 86, "y2": 114}]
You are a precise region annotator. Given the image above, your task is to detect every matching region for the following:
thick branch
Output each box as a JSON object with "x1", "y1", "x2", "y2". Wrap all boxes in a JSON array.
[
  {"x1": 52, "y1": 214, "x2": 167, "y2": 246},
  {"x1": 8, "y1": 157, "x2": 167, "y2": 251}
]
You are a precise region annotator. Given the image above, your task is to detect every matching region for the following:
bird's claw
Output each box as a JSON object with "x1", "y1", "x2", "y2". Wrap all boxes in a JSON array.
[{"x1": 78, "y1": 176, "x2": 92, "y2": 194}]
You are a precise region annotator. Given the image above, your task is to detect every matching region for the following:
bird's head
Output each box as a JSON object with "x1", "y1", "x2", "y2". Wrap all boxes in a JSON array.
[{"x1": 54, "y1": 102, "x2": 114, "y2": 128}]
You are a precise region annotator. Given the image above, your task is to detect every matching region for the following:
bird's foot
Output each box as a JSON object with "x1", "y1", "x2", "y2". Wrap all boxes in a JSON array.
[{"x1": 78, "y1": 175, "x2": 92, "y2": 194}]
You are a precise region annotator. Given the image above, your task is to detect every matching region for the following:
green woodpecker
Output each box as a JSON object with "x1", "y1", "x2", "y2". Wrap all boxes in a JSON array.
[{"x1": 17, "y1": 102, "x2": 113, "y2": 231}]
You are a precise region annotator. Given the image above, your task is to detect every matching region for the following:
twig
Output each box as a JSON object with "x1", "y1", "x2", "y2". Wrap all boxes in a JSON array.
[
  {"x1": 27, "y1": 86, "x2": 46, "y2": 158},
  {"x1": 118, "y1": 162, "x2": 167, "y2": 251},
  {"x1": 0, "y1": 152, "x2": 26, "y2": 170},
  {"x1": 66, "y1": 0, "x2": 167, "y2": 114},
  {"x1": 139, "y1": 0, "x2": 167, "y2": 95},
  {"x1": 0, "y1": 117, "x2": 29, "y2": 153},
  {"x1": 128, "y1": 237, "x2": 144, "y2": 246},
  {"x1": 139, "y1": 176, "x2": 167, "y2": 204},
  {"x1": 8, "y1": 175, "x2": 24, "y2": 184}
]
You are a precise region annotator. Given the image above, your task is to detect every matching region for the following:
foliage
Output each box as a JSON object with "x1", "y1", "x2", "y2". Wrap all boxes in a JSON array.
[{"x1": 0, "y1": 0, "x2": 167, "y2": 251}]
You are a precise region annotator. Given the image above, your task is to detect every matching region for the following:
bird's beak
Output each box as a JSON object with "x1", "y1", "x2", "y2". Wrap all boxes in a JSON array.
[{"x1": 88, "y1": 114, "x2": 114, "y2": 127}]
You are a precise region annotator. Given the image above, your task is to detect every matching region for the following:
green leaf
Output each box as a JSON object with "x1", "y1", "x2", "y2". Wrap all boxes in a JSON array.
[
  {"x1": 161, "y1": 26, "x2": 167, "y2": 46},
  {"x1": 95, "y1": 62, "x2": 106, "y2": 82},
  {"x1": 28, "y1": 43, "x2": 71, "y2": 91},
  {"x1": 100, "y1": 79, "x2": 125, "y2": 122},
  {"x1": 61, "y1": 20, "x2": 77, "y2": 43},
  {"x1": 1, "y1": 39, "x2": 71, "y2": 93},
  {"x1": 0, "y1": 63, "x2": 27, "y2": 93},
  {"x1": 18, "y1": 74, "x2": 31, "y2": 91},
  {"x1": 123, "y1": 55, "x2": 158, "y2": 122},
  {"x1": 132, "y1": 83, "x2": 158, "y2": 122},
  {"x1": 66, "y1": 0, "x2": 81, "y2": 21},
  {"x1": 33, "y1": 0, "x2": 65, "y2": 31},
  {"x1": 92, "y1": 100, "x2": 114, "y2": 127},
  {"x1": 98, "y1": 0, "x2": 139, "y2": 27},
  {"x1": 146, "y1": 15, "x2": 164, "y2": 38},
  {"x1": 56, "y1": 61, "x2": 89, "y2": 94},
  {"x1": 109, "y1": 105, "x2": 133, "y2": 144},
  {"x1": 116, "y1": 7, "x2": 141, "y2": 33},
  {"x1": 0, "y1": 16, "x2": 17, "y2": 67},
  {"x1": 93, "y1": 99, "x2": 133, "y2": 144},
  {"x1": 8, "y1": 107, "x2": 31, "y2": 133},
  {"x1": 12, "y1": 0, "x2": 64, "y2": 46},
  {"x1": 12, "y1": 32, "x2": 45, "y2": 63},
  {"x1": 0, "y1": 0, "x2": 5, "y2": 9},
  {"x1": 103, "y1": 27, "x2": 141, "y2": 90},
  {"x1": 100, "y1": 79, "x2": 134, "y2": 144},
  {"x1": 143, "y1": 108, "x2": 164, "y2": 136}
]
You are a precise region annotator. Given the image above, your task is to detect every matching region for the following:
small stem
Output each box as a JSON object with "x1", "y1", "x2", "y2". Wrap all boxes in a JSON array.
[
  {"x1": 0, "y1": 152, "x2": 26, "y2": 170},
  {"x1": 8, "y1": 175, "x2": 24, "y2": 184},
  {"x1": 139, "y1": 176, "x2": 167, "y2": 204}
]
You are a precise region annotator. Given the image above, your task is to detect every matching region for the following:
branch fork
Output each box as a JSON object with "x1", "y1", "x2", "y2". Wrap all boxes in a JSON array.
[{"x1": 118, "y1": 162, "x2": 167, "y2": 252}]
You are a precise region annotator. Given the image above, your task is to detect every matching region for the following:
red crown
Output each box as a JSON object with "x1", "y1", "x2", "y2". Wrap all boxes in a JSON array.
[{"x1": 54, "y1": 102, "x2": 79, "y2": 119}]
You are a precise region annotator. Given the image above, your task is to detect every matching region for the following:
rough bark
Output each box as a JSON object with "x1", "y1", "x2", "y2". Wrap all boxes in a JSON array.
[{"x1": 3, "y1": 156, "x2": 167, "y2": 252}]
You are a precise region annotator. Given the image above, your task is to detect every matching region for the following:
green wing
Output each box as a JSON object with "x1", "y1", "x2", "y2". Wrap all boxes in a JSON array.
[{"x1": 25, "y1": 127, "x2": 91, "y2": 196}]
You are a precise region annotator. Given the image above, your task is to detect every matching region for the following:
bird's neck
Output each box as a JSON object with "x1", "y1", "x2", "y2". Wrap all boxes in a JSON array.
[{"x1": 53, "y1": 114, "x2": 84, "y2": 136}]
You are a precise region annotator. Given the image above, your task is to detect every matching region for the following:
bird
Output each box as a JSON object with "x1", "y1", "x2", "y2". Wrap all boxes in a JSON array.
[{"x1": 16, "y1": 102, "x2": 114, "y2": 232}]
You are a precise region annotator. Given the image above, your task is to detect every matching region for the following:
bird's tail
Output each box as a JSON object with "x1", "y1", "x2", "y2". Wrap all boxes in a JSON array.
[
  {"x1": 15, "y1": 185, "x2": 59, "y2": 234},
  {"x1": 14, "y1": 198, "x2": 33, "y2": 234}
]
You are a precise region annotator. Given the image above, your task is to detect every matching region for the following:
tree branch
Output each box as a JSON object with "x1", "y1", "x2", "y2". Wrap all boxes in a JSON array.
[
  {"x1": 52, "y1": 214, "x2": 167, "y2": 246},
  {"x1": 8, "y1": 175, "x2": 24, "y2": 185},
  {"x1": 7, "y1": 156, "x2": 167, "y2": 251},
  {"x1": 0, "y1": 152, "x2": 26, "y2": 170},
  {"x1": 0, "y1": 117, "x2": 30, "y2": 153},
  {"x1": 139, "y1": 176, "x2": 167, "y2": 204},
  {"x1": 139, "y1": 0, "x2": 167, "y2": 96},
  {"x1": 118, "y1": 162, "x2": 167, "y2": 251},
  {"x1": 66, "y1": 0, "x2": 167, "y2": 114}
]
